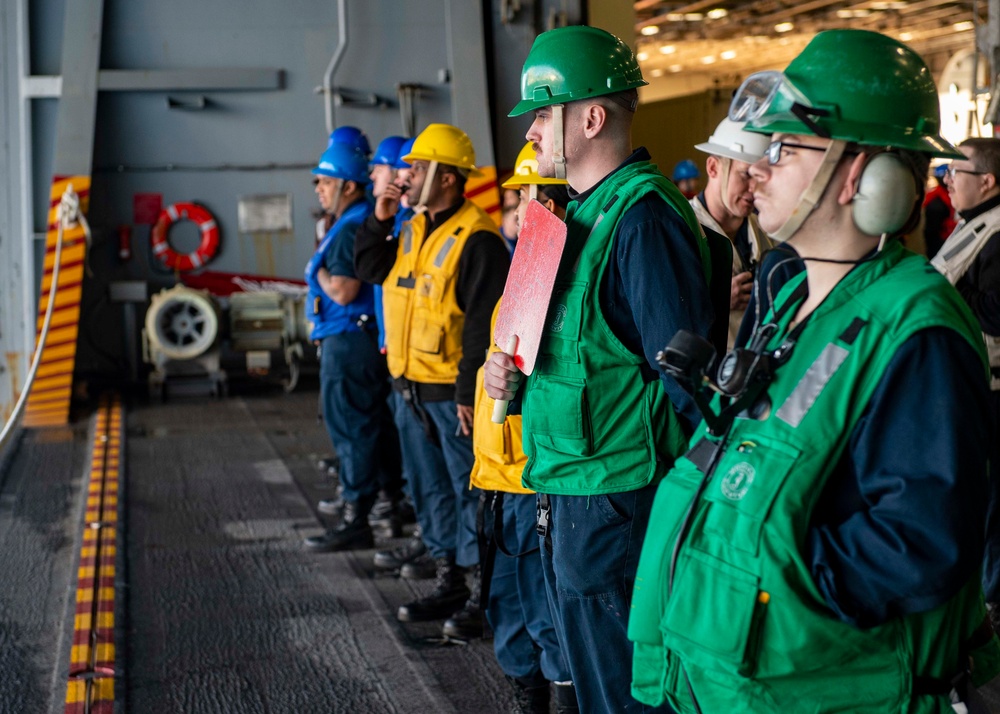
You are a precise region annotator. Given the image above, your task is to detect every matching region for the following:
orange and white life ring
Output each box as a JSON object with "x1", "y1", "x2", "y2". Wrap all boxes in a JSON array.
[{"x1": 151, "y1": 203, "x2": 220, "y2": 272}]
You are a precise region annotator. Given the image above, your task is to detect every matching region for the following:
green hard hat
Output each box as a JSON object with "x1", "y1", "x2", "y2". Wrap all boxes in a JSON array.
[
  {"x1": 731, "y1": 30, "x2": 961, "y2": 159},
  {"x1": 509, "y1": 25, "x2": 647, "y2": 117}
]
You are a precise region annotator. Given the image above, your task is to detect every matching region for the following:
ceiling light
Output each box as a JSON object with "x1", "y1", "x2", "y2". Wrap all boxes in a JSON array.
[
  {"x1": 899, "y1": 31, "x2": 913, "y2": 41},
  {"x1": 685, "y1": 13, "x2": 704, "y2": 21},
  {"x1": 720, "y1": 50, "x2": 737, "y2": 60},
  {"x1": 954, "y1": 20, "x2": 974, "y2": 31},
  {"x1": 836, "y1": 9, "x2": 852, "y2": 18},
  {"x1": 853, "y1": 9, "x2": 871, "y2": 17},
  {"x1": 636, "y1": 51, "x2": 649, "y2": 61},
  {"x1": 669, "y1": 64, "x2": 683, "y2": 73},
  {"x1": 659, "y1": 44, "x2": 676, "y2": 54},
  {"x1": 707, "y1": 8, "x2": 728, "y2": 20},
  {"x1": 651, "y1": 68, "x2": 665, "y2": 77},
  {"x1": 666, "y1": 13, "x2": 684, "y2": 21},
  {"x1": 701, "y1": 55, "x2": 717, "y2": 64},
  {"x1": 641, "y1": 25, "x2": 660, "y2": 36},
  {"x1": 775, "y1": 22, "x2": 794, "y2": 33}
]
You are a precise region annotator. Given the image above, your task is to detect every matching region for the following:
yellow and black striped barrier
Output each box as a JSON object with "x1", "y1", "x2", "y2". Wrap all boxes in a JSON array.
[
  {"x1": 24, "y1": 176, "x2": 91, "y2": 428},
  {"x1": 64, "y1": 394, "x2": 121, "y2": 714}
]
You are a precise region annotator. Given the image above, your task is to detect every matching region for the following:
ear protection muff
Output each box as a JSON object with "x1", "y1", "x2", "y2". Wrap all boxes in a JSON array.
[{"x1": 851, "y1": 152, "x2": 919, "y2": 236}]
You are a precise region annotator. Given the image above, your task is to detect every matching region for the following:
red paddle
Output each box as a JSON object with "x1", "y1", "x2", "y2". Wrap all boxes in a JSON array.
[{"x1": 491, "y1": 199, "x2": 568, "y2": 422}]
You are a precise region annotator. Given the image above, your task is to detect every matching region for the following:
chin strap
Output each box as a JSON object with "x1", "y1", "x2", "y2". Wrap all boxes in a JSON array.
[
  {"x1": 718, "y1": 157, "x2": 737, "y2": 216},
  {"x1": 528, "y1": 184, "x2": 538, "y2": 201},
  {"x1": 552, "y1": 104, "x2": 566, "y2": 180},
  {"x1": 771, "y1": 140, "x2": 847, "y2": 243},
  {"x1": 413, "y1": 160, "x2": 439, "y2": 214},
  {"x1": 329, "y1": 180, "x2": 344, "y2": 218}
]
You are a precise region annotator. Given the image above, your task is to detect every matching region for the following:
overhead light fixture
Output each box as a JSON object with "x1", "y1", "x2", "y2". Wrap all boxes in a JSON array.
[
  {"x1": 669, "y1": 64, "x2": 683, "y2": 73},
  {"x1": 701, "y1": 55, "x2": 717, "y2": 64},
  {"x1": 899, "y1": 31, "x2": 913, "y2": 41},
  {"x1": 666, "y1": 13, "x2": 684, "y2": 21},
  {"x1": 953, "y1": 20, "x2": 974, "y2": 31},
  {"x1": 836, "y1": 9, "x2": 852, "y2": 18},
  {"x1": 685, "y1": 13, "x2": 704, "y2": 21},
  {"x1": 720, "y1": 50, "x2": 737, "y2": 60},
  {"x1": 636, "y1": 51, "x2": 649, "y2": 61},
  {"x1": 659, "y1": 44, "x2": 676, "y2": 54},
  {"x1": 651, "y1": 68, "x2": 665, "y2": 77},
  {"x1": 775, "y1": 22, "x2": 794, "y2": 33},
  {"x1": 707, "y1": 8, "x2": 728, "y2": 20},
  {"x1": 641, "y1": 25, "x2": 660, "y2": 36}
]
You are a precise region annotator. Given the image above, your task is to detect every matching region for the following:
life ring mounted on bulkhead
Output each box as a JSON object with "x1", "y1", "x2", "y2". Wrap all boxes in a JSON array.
[{"x1": 151, "y1": 202, "x2": 220, "y2": 272}]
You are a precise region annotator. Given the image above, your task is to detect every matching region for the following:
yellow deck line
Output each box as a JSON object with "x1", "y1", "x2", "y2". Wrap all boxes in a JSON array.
[{"x1": 64, "y1": 396, "x2": 122, "y2": 713}]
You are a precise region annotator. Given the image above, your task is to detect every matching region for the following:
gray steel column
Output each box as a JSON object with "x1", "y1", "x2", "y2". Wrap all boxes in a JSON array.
[
  {"x1": 52, "y1": 0, "x2": 105, "y2": 176},
  {"x1": 444, "y1": 0, "x2": 495, "y2": 166}
]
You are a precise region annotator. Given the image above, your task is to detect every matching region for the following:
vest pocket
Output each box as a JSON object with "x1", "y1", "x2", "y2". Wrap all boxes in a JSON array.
[
  {"x1": 662, "y1": 551, "x2": 762, "y2": 675},
  {"x1": 700, "y1": 437, "x2": 800, "y2": 557},
  {"x1": 528, "y1": 374, "x2": 592, "y2": 457},
  {"x1": 410, "y1": 316, "x2": 445, "y2": 359}
]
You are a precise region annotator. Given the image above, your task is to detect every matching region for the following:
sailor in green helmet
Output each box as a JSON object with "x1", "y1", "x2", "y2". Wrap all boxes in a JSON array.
[
  {"x1": 629, "y1": 29, "x2": 1000, "y2": 713},
  {"x1": 484, "y1": 24, "x2": 717, "y2": 713}
]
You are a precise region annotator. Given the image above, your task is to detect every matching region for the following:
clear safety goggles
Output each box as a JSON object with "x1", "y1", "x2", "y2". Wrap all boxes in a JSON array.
[
  {"x1": 729, "y1": 71, "x2": 817, "y2": 120},
  {"x1": 729, "y1": 70, "x2": 833, "y2": 138}
]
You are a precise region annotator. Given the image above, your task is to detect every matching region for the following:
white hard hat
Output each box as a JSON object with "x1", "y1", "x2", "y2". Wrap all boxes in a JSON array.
[{"x1": 694, "y1": 117, "x2": 771, "y2": 164}]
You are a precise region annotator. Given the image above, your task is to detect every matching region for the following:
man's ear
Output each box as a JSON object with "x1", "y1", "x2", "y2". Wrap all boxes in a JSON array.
[
  {"x1": 541, "y1": 196, "x2": 557, "y2": 214},
  {"x1": 581, "y1": 103, "x2": 607, "y2": 139},
  {"x1": 438, "y1": 170, "x2": 456, "y2": 190},
  {"x1": 705, "y1": 156, "x2": 721, "y2": 180},
  {"x1": 837, "y1": 151, "x2": 869, "y2": 206},
  {"x1": 983, "y1": 172, "x2": 998, "y2": 193}
]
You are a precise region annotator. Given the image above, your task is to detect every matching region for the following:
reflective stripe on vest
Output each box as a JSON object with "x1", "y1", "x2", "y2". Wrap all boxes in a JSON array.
[{"x1": 776, "y1": 343, "x2": 849, "y2": 427}]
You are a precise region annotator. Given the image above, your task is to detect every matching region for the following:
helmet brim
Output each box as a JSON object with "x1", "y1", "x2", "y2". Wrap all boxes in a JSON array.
[{"x1": 693, "y1": 141, "x2": 764, "y2": 165}]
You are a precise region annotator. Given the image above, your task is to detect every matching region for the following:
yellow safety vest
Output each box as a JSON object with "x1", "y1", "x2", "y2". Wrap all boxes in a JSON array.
[
  {"x1": 469, "y1": 299, "x2": 532, "y2": 494},
  {"x1": 382, "y1": 199, "x2": 500, "y2": 384}
]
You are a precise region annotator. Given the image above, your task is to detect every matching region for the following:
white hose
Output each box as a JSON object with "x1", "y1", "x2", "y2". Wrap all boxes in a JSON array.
[{"x1": 0, "y1": 184, "x2": 89, "y2": 449}]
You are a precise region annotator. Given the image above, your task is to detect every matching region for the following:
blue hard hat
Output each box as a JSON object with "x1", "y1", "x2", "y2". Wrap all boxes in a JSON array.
[
  {"x1": 393, "y1": 138, "x2": 416, "y2": 169},
  {"x1": 933, "y1": 164, "x2": 948, "y2": 179},
  {"x1": 312, "y1": 143, "x2": 371, "y2": 184},
  {"x1": 327, "y1": 126, "x2": 372, "y2": 157},
  {"x1": 672, "y1": 159, "x2": 700, "y2": 182},
  {"x1": 373, "y1": 136, "x2": 407, "y2": 166}
]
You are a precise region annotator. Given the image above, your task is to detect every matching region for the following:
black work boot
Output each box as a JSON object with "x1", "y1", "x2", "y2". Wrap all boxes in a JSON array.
[
  {"x1": 399, "y1": 552, "x2": 437, "y2": 579},
  {"x1": 396, "y1": 558, "x2": 470, "y2": 622},
  {"x1": 316, "y1": 483, "x2": 345, "y2": 516},
  {"x1": 373, "y1": 535, "x2": 427, "y2": 571},
  {"x1": 508, "y1": 675, "x2": 550, "y2": 714},
  {"x1": 304, "y1": 498, "x2": 375, "y2": 552},
  {"x1": 442, "y1": 564, "x2": 484, "y2": 639},
  {"x1": 367, "y1": 491, "x2": 404, "y2": 537},
  {"x1": 551, "y1": 681, "x2": 579, "y2": 713}
]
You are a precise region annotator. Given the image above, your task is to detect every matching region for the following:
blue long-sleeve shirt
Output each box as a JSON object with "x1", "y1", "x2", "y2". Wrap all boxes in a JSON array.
[
  {"x1": 806, "y1": 326, "x2": 990, "y2": 627},
  {"x1": 741, "y1": 243, "x2": 990, "y2": 626},
  {"x1": 570, "y1": 148, "x2": 714, "y2": 432}
]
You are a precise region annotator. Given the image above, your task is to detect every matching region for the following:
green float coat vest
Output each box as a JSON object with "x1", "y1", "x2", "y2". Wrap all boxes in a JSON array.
[
  {"x1": 520, "y1": 160, "x2": 709, "y2": 495},
  {"x1": 629, "y1": 241, "x2": 999, "y2": 713}
]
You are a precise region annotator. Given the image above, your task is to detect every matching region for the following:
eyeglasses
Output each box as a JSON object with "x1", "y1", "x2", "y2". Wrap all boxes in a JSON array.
[
  {"x1": 765, "y1": 140, "x2": 830, "y2": 166},
  {"x1": 946, "y1": 165, "x2": 987, "y2": 180}
]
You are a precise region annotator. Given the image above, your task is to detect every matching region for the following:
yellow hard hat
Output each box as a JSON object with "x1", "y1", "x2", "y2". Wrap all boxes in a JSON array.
[
  {"x1": 502, "y1": 142, "x2": 569, "y2": 189},
  {"x1": 402, "y1": 123, "x2": 481, "y2": 176}
]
